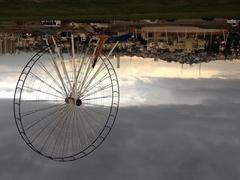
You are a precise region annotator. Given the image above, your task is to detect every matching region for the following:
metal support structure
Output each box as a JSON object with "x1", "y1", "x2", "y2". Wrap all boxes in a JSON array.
[{"x1": 14, "y1": 38, "x2": 120, "y2": 162}]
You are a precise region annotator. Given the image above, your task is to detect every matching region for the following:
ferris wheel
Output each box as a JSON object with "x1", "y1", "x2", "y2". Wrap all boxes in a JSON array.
[{"x1": 13, "y1": 34, "x2": 120, "y2": 161}]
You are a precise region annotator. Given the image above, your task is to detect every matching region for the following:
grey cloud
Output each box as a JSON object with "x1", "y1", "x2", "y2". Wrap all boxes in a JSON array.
[
  {"x1": 1, "y1": 95, "x2": 240, "y2": 180},
  {"x1": 0, "y1": 53, "x2": 33, "y2": 67},
  {"x1": 128, "y1": 77, "x2": 240, "y2": 105}
]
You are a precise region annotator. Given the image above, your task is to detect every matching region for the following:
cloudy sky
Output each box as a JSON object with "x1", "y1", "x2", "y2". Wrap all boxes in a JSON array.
[{"x1": 1, "y1": 54, "x2": 240, "y2": 179}]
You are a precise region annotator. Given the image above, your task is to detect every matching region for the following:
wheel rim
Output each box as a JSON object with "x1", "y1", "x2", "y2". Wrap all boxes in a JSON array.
[{"x1": 13, "y1": 44, "x2": 119, "y2": 161}]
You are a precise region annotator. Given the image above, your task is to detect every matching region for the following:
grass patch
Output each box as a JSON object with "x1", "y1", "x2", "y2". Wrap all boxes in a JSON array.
[{"x1": 0, "y1": 0, "x2": 240, "y2": 20}]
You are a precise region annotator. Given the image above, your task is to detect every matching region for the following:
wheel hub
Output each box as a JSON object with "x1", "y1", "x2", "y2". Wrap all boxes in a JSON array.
[{"x1": 65, "y1": 97, "x2": 82, "y2": 106}]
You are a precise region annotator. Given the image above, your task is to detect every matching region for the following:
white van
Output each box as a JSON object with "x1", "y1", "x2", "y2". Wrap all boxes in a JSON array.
[{"x1": 41, "y1": 20, "x2": 61, "y2": 27}]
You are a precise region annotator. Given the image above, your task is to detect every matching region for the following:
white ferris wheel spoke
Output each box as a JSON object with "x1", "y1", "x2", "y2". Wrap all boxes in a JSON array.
[
  {"x1": 28, "y1": 72, "x2": 65, "y2": 98},
  {"x1": 36, "y1": 61, "x2": 67, "y2": 97},
  {"x1": 52, "y1": 36, "x2": 72, "y2": 94},
  {"x1": 45, "y1": 39, "x2": 69, "y2": 96}
]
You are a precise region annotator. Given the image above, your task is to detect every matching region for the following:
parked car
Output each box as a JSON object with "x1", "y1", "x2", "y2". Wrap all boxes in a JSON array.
[{"x1": 227, "y1": 19, "x2": 239, "y2": 27}]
